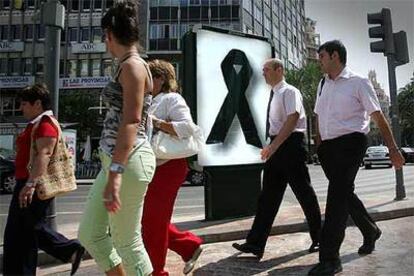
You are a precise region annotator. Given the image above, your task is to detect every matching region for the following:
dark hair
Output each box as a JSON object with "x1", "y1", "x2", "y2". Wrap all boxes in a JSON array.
[
  {"x1": 148, "y1": 59, "x2": 179, "y2": 93},
  {"x1": 18, "y1": 83, "x2": 52, "y2": 110},
  {"x1": 318, "y1": 40, "x2": 347, "y2": 65},
  {"x1": 101, "y1": 1, "x2": 139, "y2": 46}
]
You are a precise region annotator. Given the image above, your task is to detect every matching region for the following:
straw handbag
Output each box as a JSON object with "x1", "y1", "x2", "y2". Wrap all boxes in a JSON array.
[{"x1": 28, "y1": 115, "x2": 77, "y2": 200}]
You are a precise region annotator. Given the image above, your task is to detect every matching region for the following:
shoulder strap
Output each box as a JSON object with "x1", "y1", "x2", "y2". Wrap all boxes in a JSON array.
[
  {"x1": 115, "y1": 54, "x2": 153, "y2": 93},
  {"x1": 318, "y1": 77, "x2": 326, "y2": 96}
]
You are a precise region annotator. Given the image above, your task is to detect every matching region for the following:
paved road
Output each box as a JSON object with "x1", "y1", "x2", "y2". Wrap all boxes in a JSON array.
[
  {"x1": 38, "y1": 216, "x2": 414, "y2": 275},
  {"x1": 1, "y1": 164, "x2": 413, "y2": 245}
]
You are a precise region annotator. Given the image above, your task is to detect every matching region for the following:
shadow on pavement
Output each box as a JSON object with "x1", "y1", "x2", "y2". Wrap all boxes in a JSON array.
[{"x1": 193, "y1": 249, "x2": 309, "y2": 275}]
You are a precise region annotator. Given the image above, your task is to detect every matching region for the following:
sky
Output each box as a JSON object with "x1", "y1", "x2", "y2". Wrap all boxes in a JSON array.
[{"x1": 305, "y1": 0, "x2": 414, "y2": 95}]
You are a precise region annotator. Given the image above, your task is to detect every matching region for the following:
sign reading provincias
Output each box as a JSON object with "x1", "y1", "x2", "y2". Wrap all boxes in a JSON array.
[{"x1": 60, "y1": 76, "x2": 111, "y2": 89}]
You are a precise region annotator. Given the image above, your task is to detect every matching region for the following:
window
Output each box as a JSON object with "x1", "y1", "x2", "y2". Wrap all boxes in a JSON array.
[
  {"x1": 9, "y1": 58, "x2": 20, "y2": 76},
  {"x1": 37, "y1": 25, "x2": 45, "y2": 40},
  {"x1": 1, "y1": 26, "x2": 9, "y2": 40},
  {"x1": 189, "y1": 0, "x2": 200, "y2": 5},
  {"x1": 170, "y1": 24, "x2": 179, "y2": 39},
  {"x1": 69, "y1": 28, "x2": 78, "y2": 42},
  {"x1": 92, "y1": 27, "x2": 102, "y2": 42},
  {"x1": 81, "y1": 27, "x2": 90, "y2": 42},
  {"x1": 83, "y1": 0, "x2": 91, "y2": 11},
  {"x1": 61, "y1": 29, "x2": 66, "y2": 42},
  {"x1": 11, "y1": 25, "x2": 21, "y2": 40},
  {"x1": 60, "y1": 60, "x2": 64, "y2": 77},
  {"x1": 80, "y1": 59, "x2": 88, "y2": 76},
  {"x1": 0, "y1": 59, "x2": 7, "y2": 75},
  {"x1": 27, "y1": 0, "x2": 35, "y2": 8},
  {"x1": 243, "y1": 0, "x2": 252, "y2": 13},
  {"x1": 253, "y1": 4, "x2": 262, "y2": 24},
  {"x1": 71, "y1": 0, "x2": 79, "y2": 11},
  {"x1": 103, "y1": 59, "x2": 113, "y2": 76},
  {"x1": 1, "y1": 97, "x2": 21, "y2": 117},
  {"x1": 24, "y1": 25, "x2": 34, "y2": 40},
  {"x1": 94, "y1": 0, "x2": 102, "y2": 10},
  {"x1": 2, "y1": 0, "x2": 10, "y2": 9},
  {"x1": 68, "y1": 60, "x2": 77, "y2": 77},
  {"x1": 92, "y1": 59, "x2": 101, "y2": 76},
  {"x1": 264, "y1": 16, "x2": 271, "y2": 31},
  {"x1": 150, "y1": 24, "x2": 158, "y2": 39},
  {"x1": 36, "y1": 58, "x2": 44, "y2": 75},
  {"x1": 106, "y1": 0, "x2": 114, "y2": 8},
  {"x1": 23, "y1": 58, "x2": 32, "y2": 75}
]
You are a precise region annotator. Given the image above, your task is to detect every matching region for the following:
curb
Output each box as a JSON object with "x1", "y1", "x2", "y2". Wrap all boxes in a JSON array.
[{"x1": 0, "y1": 207, "x2": 412, "y2": 270}]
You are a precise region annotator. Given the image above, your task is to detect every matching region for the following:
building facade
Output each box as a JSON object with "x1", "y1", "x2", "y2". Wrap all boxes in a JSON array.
[
  {"x1": 304, "y1": 17, "x2": 320, "y2": 64},
  {"x1": 0, "y1": 0, "x2": 130, "y2": 150},
  {"x1": 147, "y1": 0, "x2": 307, "y2": 77}
]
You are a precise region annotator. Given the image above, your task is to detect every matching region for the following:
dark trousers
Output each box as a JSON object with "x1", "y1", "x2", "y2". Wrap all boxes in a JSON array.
[
  {"x1": 3, "y1": 179, "x2": 80, "y2": 276},
  {"x1": 318, "y1": 132, "x2": 378, "y2": 262},
  {"x1": 246, "y1": 132, "x2": 321, "y2": 250}
]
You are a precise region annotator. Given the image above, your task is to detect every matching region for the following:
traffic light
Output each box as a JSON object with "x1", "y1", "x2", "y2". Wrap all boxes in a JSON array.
[
  {"x1": 393, "y1": 31, "x2": 410, "y2": 66},
  {"x1": 367, "y1": 8, "x2": 394, "y2": 55}
]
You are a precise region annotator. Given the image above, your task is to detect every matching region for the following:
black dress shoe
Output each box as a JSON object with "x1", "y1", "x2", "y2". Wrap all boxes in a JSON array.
[
  {"x1": 308, "y1": 241, "x2": 320, "y2": 253},
  {"x1": 308, "y1": 260, "x2": 343, "y2": 276},
  {"x1": 232, "y1": 242, "x2": 264, "y2": 259},
  {"x1": 71, "y1": 246, "x2": 85, "y2": 275},
  {"x1": 358, "y1": 228, "x2": 382, "y2": 255}
]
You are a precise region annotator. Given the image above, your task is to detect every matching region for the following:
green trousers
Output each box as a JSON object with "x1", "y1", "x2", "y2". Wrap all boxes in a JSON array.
[{"x1": 78, "y1": 142, "x2": 155, "y2": 275}]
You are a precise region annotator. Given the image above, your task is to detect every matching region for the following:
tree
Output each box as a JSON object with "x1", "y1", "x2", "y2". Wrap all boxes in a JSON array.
[
  {"x1": 398, "y1": 73, "x2": 414, "y2": 146},
  {"x1": 58, "y1": 90, "x2": 101, "y2": 142},
  {"x1": 285, "y1": 62, "x2": 323, "y2": 158}
]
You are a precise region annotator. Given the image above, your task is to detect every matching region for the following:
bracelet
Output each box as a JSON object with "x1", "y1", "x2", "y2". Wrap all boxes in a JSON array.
[{"x1": 25, "y1": 181, "x2": 36, "y2": 188}]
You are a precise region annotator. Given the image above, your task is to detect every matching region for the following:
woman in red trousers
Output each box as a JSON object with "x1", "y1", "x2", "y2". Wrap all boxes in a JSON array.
[{"x1": 142, "y1": 59, "x2": 203, "y2": 276}]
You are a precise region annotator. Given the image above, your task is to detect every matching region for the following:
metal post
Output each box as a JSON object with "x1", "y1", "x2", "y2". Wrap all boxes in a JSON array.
[
  {"x1": 42, "y1": 0, "x2": 65, "y2": 229},
  {"x1": 387, "y1": 55, "x2": 406, "y2": 200}
]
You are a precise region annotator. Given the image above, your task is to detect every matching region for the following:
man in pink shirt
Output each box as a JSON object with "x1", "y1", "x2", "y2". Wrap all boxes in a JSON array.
[{"x1": 308, "y1": 40, "x2": 405, "y2": 276}]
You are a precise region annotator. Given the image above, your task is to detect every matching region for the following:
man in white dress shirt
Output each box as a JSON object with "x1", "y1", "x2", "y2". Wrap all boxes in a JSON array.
[
  {"x1": 232, "y1": 58, "x2": 322, "y2": 259},
  {"x1": 308, "y1": 40, "x2": 405, "y2": 276}
]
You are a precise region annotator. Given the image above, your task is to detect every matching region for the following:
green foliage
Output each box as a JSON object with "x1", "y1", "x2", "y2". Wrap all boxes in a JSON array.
[
  {"x1": 285, "y1": 61, "x2": 323, "y2": 116},
  {"x1": 58, "y1": 90, "x2": 101, "y2": 141},
  {"x1": 398, "y1": 73, "x2": 414, "y2": 146}
]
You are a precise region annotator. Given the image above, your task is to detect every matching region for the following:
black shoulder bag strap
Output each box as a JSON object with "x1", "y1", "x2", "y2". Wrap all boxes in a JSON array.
[{"x1": 318, "y1": 77, "x2": 326, "y2": 96}]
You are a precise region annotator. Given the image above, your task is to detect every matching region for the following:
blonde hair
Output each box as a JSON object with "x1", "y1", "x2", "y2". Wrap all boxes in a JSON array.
[
  {"x1": 148, "y1": 59, "x2": 179, "y2": 93},
  {"x1": 266, "y1": 58, "x2": 284, "y2": 70}
]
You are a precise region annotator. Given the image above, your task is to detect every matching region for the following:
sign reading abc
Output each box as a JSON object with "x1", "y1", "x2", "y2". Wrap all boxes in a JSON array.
[
  {"x1": 71, "y1": 42, "x2": 106, "y2": 54},
  {"x1": 0, "y1": 41, "x2": 24, "y2": 52},
  {"x1": 183, "y1": 26, "x2": 274, "y2": 166}
]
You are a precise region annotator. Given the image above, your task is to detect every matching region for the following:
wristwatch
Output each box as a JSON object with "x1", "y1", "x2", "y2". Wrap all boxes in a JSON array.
[{"x1": 109, "y1": 163, "x2": 125, "y2": 174}]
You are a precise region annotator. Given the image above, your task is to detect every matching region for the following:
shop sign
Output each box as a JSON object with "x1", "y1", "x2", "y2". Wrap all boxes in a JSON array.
[
  {"x1": 0, "y1": 76, "x2": 34, "y2": 88},
  {"x1": 0, "y1": 41, "x2": 24, "y2": 52},
  {"x1": 60, "y1": 76, "x2": 111, "y2": 89},
  {"x1": 71, "y1": 42, "x2": 106, "y2": 53}
]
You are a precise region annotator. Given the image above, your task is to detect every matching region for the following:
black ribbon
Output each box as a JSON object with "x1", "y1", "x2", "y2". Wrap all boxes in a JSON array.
[{"x1": 206, "y1": 49, "x2": 262, "y2": 148}]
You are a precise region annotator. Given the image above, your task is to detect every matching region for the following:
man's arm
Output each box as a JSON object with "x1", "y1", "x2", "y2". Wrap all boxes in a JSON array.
[
  {"x1": 261, "y1": 112, "x2": 299, "y2": 160},
  {"x1": 314, "y1": 114, "x2": 321, "y2": 148},
  {"x1": 370, "y1": 111, "x2": 405, "y2": 169},
  {"x1": 19, "y1": 137, "x2": 56, "y2": 208}
]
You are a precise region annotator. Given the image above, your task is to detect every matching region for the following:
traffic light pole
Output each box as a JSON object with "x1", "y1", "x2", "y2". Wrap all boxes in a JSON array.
[
  {"x1": 43, "y1": 0, "x2": 65, "y2": 230},
  {"x1": 387, "y1": 55, "x2": 406, "y2": 200}
]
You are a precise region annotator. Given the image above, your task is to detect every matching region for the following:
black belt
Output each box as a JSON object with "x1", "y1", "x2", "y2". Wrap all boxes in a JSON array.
[{"x1": 269, "y1": 132, "x2": 304, "y2": 141}]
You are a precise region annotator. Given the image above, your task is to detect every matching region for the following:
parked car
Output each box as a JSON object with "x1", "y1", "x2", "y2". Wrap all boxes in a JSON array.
[
  {"x1": 363, "y1": 146, "x2": 392, "y2": 169},
  {"x1": 401, "y1": 147, "x2": 414, "y2": 163},
  {"x1": 0, "y1": 148, "x2": 16, "y2": 194}
]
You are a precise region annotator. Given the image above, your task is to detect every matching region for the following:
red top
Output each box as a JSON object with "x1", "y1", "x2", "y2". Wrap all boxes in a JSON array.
[{"x1": 15, "y1": 116, "x2": 58, "y2": 180}]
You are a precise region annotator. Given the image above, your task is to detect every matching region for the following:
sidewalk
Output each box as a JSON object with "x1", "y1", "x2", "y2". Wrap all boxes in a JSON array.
[
  {"x1": 1, "y1": 192, "x2": 412, "y2": 273},
  {"x1": 38, "y1": 216, "x2": 414, "y2": 275}
]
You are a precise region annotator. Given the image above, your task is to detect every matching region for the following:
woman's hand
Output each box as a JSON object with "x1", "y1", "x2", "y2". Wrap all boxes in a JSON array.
[
  {"x1": 103, "y1": 172, "x2": 122, "y2": 213},
  {"x1": 19, "y1": 185, "x2": 35, "y2": 208}
]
